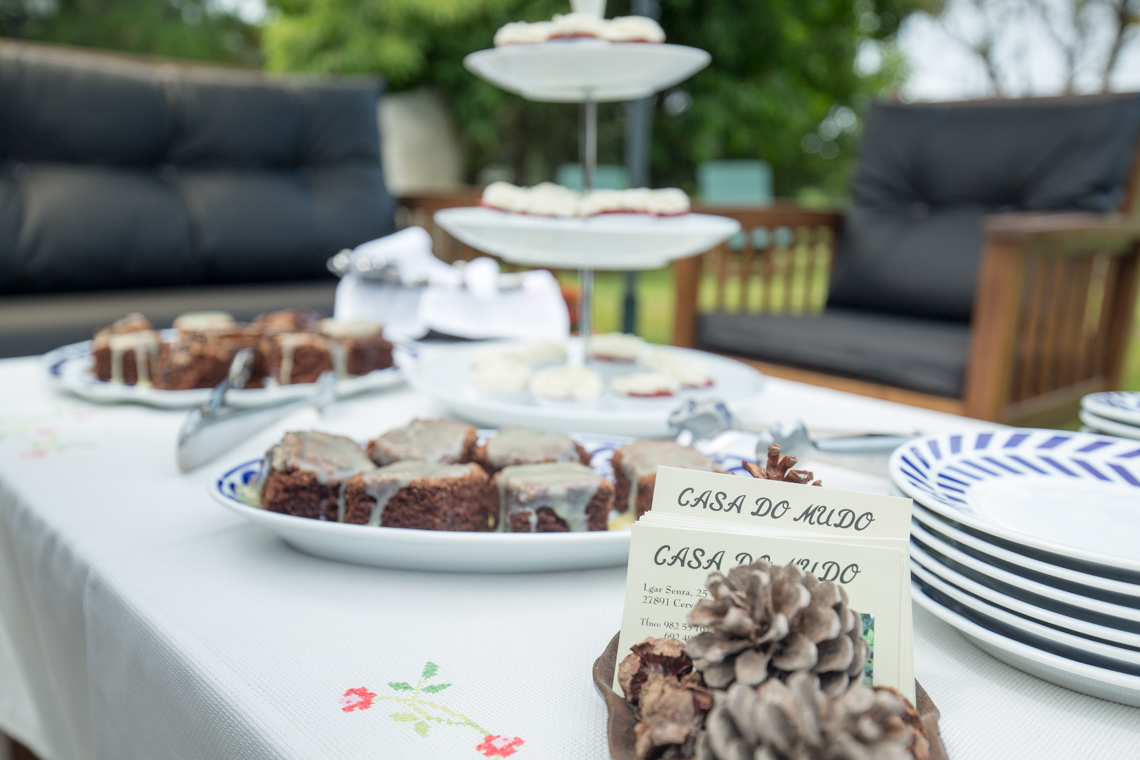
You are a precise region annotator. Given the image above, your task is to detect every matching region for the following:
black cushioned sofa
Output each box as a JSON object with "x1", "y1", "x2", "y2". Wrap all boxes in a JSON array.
[
  {"x1": 675, "y1": 94, "x2": 1140, "y2": 424},
  {"x1": 0, "y1": 40, "x2": 396, "y2": 357}
]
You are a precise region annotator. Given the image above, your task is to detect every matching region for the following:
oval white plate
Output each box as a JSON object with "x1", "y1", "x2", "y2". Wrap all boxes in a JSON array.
[
  {"x1": 1082, "y1": 392, "x2": 1140, "y2": 428},
  {"x1": 433, "y1": 207, "x2": 740, "y2": 271},
  {"x1": 42, "y1": 338, "x2": 403, "y2": 409},
  {"x1": 910, "y1": 501, "x2": 1140, "y2": 602},
  {"x1": 1079, "y1": 409, "x2": 1140, "y2": 441},
  {"x1": 211, "y1": 431, "x2": 750, "y2": 572},
  {"x1": 398, "y1": 340, "x2": 764, "y2": 438},
  {"x1": 911, "y1": 543, "x2": 1140, "y2": 647},
  {"x1": 464, "y1": 41, "x2": 710, "y2": 103},
  {"x1": 889, "y1": 429, "x2": 1140, "y2": 578},
  {"x1": 912, "y1": 574, "x2": 1140, "y2": 706}
]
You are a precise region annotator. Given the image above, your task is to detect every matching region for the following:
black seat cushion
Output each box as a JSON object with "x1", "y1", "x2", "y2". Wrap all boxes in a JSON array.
[
  {"x1": 0, "y1": 42, "x2": 395, "y2": 296},
  {"x1": 828, "y1": 96, "x2": 1140, "y2": 322},
  {"x1": 698, "y1": 308, "x2": 973, "y2": 398}
]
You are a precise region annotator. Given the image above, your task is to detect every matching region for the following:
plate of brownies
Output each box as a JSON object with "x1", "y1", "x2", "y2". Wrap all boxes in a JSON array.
[
  {"x1": 210, "y1": 419, "x2": 748, "y2": 572},
  {"x1": 42, "y1": 308, "x2": 402, "y2": 409}
]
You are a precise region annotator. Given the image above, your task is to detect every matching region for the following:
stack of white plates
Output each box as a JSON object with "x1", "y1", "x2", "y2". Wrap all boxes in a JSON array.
[
  {"x1": 888, "y1": 429, "x2": 1140, "y2": 705},
  {"x1": 1079, "y1": 392, "x2": 1140, "y2": 440}
]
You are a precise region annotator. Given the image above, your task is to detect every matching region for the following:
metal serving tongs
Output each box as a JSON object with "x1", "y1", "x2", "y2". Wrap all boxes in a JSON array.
[
  {"x1": 668, "y1": 399, "x2": 918, "y2": 475},
  {"x1": 176, "y1": 349, "x2": 337, "y2": 473}
]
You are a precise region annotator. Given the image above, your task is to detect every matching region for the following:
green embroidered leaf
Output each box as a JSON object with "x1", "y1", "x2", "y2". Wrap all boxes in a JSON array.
[
  {"x1": 421, "y1": 683, "x2": 451, "y2": 693},
  {"x1": 388, "y1": 682, "x2": 413, "y2": 691},
  {"x1": 413, "y1": 721, "x2": 430, "y2": 737},
  {"x1": 389, "y1": 713, "x2": 418, "y2": 722},
  {"x1": 422, "y1": 661, "x2": 439, "y2": 679}
]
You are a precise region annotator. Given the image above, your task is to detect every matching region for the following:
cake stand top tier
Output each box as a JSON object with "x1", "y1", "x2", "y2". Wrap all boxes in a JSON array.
[{"x1": 464, "y1": 40, "x2": 711, "y2": 103}]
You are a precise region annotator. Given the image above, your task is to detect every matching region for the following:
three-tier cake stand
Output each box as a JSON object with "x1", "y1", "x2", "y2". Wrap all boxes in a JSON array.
[{"x1": 433, "y1": 8, "x2": 741, "y2": 343}]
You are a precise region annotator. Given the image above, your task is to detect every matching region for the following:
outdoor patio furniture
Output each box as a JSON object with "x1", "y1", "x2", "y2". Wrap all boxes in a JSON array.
[
  {"x1": 0, "y1": 40, "x2": 395, "y2": 358},
  {"x1": 674, "y1": 94, "x2": 1140, "y2": 425}
]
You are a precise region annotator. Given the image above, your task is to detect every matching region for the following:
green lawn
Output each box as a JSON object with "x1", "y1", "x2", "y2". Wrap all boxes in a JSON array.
[{"x1": 561, "y1": 269, "x2": 1140, "y2": 392}]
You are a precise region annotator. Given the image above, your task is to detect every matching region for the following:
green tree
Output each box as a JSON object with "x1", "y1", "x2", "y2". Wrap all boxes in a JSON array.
[
  {"x1": 265, "y1": 0, "x2": 933, "y2": 199},
  {"x1": 0, "y1": 0, "x2": 259, "y2": 66}
]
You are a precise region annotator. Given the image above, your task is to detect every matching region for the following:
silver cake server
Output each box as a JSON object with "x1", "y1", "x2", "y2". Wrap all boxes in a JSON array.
[
  {"x1": 755, "y1": 420, "x2": 917, "y2": 475},
  {"x1": 176, "y1": 350, "x2": 337, "y2": 473},
  {"x1": 668, "y1": 400, "x2": 917, "y2": 475}
]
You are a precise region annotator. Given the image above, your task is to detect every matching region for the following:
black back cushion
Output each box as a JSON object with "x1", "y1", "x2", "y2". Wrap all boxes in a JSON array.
[
  {"x1": 0, "y1": 42, "x2": 395, "y2": 295},
  {"x1": 828, "y1": 96, "x2": 1140, "y2": 322}
]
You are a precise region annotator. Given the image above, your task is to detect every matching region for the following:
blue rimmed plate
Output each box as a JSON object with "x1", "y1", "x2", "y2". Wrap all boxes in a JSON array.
[
  {"x1": 210, "y1": 431, "x2": 749, "y2": 573},
  {"x1": 40, "y1": 337, "x2": 403, "y2": 409},
  {"x1": 889, "y1": 429, "x2": 1140, "y2": 578},
  {"x1": 1083, "y1": 392, "x2": 1140, "y2": 428}
]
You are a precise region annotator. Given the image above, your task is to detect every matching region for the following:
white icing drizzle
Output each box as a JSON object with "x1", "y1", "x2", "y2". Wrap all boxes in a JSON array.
[
  {"x1": 275, "y1": 333, "x2": 324, "y2": 385},
  {"x1": 358, "y1": 461, "x2": 480, "y2": 527},
  {"x1": 618, "y1": 439, "x2": 716, "y2": 514},
  {"x1": 173, "y1": 311, "x2": 235, "y2": 332},
  {"x1": 267, "y1": 431, "x2": 376, "y2": 485},
  {"x1": 107, "y1": 331, "x2": 159, "y2": 386},
  {"x1": 485, "y1": 428, "x2": 581, "y2": 469},
  {"x1": 370, "y1": 419, "x2": 472, "y2": 465},
  {"x1": 496, "y1": 462, "x2": 602, "y2": 533}
]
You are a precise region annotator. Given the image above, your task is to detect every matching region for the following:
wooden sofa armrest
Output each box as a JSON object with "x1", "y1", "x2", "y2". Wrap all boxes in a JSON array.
[
  {"x1": 984, "y1": 212, "x2": 1140, "y2": 252},
  {"x1": 964, "y1": 212, "x2": 1140, "y2": 424}
]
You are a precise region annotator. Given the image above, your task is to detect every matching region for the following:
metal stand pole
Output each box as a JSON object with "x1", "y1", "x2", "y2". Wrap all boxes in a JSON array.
[{"x1": 578, "y1": 96, "x2": 597, "y2": 340}]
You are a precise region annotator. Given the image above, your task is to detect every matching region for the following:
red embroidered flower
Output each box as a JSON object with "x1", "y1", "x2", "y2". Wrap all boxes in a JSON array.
[
  {"x1": 338, "y1": 687, "x2": 377, "y2": 712},
  {"x1": 476, "y1": 735, "x2": 524, "y2": 757}
]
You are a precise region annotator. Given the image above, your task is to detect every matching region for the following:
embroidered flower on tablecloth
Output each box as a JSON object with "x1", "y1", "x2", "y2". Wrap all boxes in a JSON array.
[
  {"x1": 341, "y1": 662, "x2": 524, "y2": 757},
  {"x1": 477, "y1": 735, "x2": 525, "y2": 757},
  {"x1": 339, "y1": 687, "x2": 377, "y2": 712}
]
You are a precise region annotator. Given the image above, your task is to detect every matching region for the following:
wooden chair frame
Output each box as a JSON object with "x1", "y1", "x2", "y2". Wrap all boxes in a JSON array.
[{"x1": 672, "y1": 201, "x2": 1140, "y2": 425}]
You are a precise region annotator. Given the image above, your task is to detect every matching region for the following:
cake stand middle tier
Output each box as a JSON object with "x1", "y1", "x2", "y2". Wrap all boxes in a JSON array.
[{"x1": 433, "y1": 207, "x2": 741, "y2": 270}]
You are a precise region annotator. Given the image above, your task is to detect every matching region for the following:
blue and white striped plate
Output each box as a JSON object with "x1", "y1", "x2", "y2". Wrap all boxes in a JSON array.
[
  {"x1": 890, "y1": 429, "x2": 1140, "y2": 579},
  {"x1": 1083, "y1": 392, "x2": 1140, "y2": 428}
]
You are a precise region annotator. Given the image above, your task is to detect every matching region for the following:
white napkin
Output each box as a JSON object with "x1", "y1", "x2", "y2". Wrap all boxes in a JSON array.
[{"x1": 334, "y1": 228, "x2": 570, "y2": 342}]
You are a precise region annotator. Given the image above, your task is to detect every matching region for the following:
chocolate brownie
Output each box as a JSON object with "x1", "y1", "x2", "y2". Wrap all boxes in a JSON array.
[
  {"x1": 91, "y1": 313, "x2": 160, "y2": 385},
  {"x1": 156, "y1": 326, "x2": 262, "y2": 390},
  {"x1": 343, "y1": 461, "x2": 497, "y2": 531},
  {"x1": 367, "y1": 419, "x2": 478, "y2": 466},
  {"x1": 317, "y1": 318, "x2": 394, "y2": 377},
  {"x1": 471, "y1": 427, "x2": 591, "y2": 474},
  {"x1": 264, "y1": 333, "x2": 334, "y2": 385},
  {"x1": 494, "y1": 462, "x2": 614, "y2": 532},
  {"x1": 611, "y1": 439, "x2": 720, "y2": 519},
  {"x1": 259, "y1": 431, "x2": 376, "y2": 520},
  {"x1": 253, "y1": 307, "x2": 324, "y2": 334}
]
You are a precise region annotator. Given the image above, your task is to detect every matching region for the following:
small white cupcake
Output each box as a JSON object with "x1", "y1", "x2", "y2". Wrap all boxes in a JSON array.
[
  {"x1": 473, "y1": 355, "x2": 532, "y2": 400},
  {"x1": 588, "y1": 332, "x2": 645, "y2": 362},
  {"x1": 530, "y1": 365, "x2": 603, "y2": 405},
  {"x1": 520, "y1": 182, "x2": 581, "y2": 217},
  {"x1": 516, "y1": 340, "x2": 567, "y2": 367},
  {"x1": 481, "y1": 181, "x2": 526, "y2": 212},
  {"x1": 639, "y1": 349, "x2": 714, "y2": 389},
  {"x1": 551, "y1": 12, "x2": 610, "y2": 39},
  {"x1": 603, "y1": 16, "x2": 666, "y2": 43},
  {"x1": 494, "y1": 20, "x2": 556, "y2": 46},
  {"x1": 645, "y1": 188, "x2": 691, "y2": 216},
  {"x1": 578, "y1": 189, "x2": 629, "y2": 217},
  {"x1": 611, "y1": 372, "x2": 681, "y2": 399}
]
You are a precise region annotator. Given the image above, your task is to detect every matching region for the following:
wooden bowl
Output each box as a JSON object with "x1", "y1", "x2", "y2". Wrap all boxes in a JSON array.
[{"x1": 592, "y1": 633, "x2": 949, "y2": 760}]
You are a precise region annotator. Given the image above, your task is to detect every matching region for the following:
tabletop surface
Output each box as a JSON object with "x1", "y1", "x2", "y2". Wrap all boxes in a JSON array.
[{"x1": 1, "y1": 356, "x2": 1138, "y2": 760}]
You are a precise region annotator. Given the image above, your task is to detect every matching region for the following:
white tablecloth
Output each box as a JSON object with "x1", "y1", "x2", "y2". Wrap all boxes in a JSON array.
[{"x1": 1, "y1": 356, "x2": 1139, "y2": 759}]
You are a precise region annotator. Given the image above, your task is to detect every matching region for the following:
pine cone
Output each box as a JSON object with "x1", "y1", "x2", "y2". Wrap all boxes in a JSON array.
[
  {"x1": 619, "y1": 638, "x2": 713, "y2": 760},
  {"x1": 697, "y1": 672, "x2": 928, "y2": 760},
  {"x1": 743, "y1": 444, "x2": 822, "y2": 486},
  {"x1": 685, "y1": 560, "x2": 868, "y2": 697}
]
